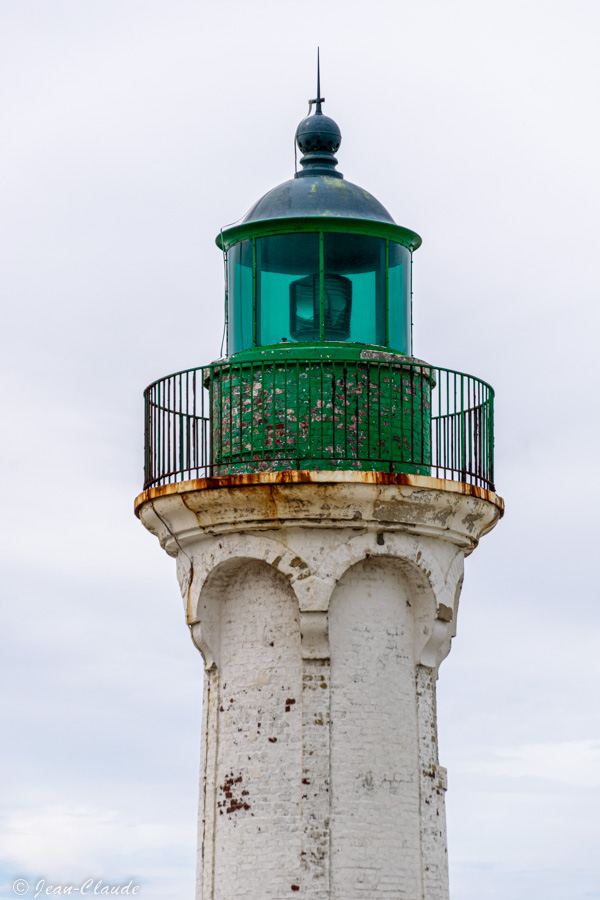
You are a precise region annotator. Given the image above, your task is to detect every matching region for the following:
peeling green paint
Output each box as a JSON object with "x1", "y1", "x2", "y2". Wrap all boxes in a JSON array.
[{"x1": 210, "y1": 356, "x2": 432, "y2": 477}]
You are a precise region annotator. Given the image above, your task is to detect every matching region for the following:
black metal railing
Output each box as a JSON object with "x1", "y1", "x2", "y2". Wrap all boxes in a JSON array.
[{"x1": 143, "y1": 359, "x2": 495, "y2": 491}]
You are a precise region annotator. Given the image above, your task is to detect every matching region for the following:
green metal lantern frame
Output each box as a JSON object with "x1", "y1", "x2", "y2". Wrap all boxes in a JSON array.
[{"x1": 217, "y1": 217, "x2": 422, "y2": 358}]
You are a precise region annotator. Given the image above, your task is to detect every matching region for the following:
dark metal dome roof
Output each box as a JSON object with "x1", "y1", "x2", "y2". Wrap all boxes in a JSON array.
[{"x1": 242, "y1": 175, "x2": 395, "y2": 224}]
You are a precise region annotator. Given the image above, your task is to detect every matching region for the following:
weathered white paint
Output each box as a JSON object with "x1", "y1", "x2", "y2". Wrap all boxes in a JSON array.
[
  {"x1": 136, "y1": 474, "x2": 502, "y2": 899},
  {"x1": 329, "y1": 557, "x2": 424, "y2": 898}
]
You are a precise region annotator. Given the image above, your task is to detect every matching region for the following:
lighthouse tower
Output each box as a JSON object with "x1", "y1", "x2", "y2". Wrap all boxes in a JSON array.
[{"x1": 135, "y1": 71, "x2": 503, "y2": 900}]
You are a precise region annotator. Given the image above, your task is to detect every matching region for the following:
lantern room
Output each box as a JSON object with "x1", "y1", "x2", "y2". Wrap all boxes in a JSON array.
[
  {"x1": 141, "y1": 67, "x2": 496, "y2": 494},
  {"x1": 216, "y1": 94, "x2": 421, "y2": 359}
]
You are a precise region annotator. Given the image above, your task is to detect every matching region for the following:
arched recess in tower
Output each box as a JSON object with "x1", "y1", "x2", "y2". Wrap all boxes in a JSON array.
[
  {"x1": 329, "y1": 556, "x2": 436, "y2": 898},
  {"x1": 195, "y1": 557, "x2": 303, "y2": 899}
]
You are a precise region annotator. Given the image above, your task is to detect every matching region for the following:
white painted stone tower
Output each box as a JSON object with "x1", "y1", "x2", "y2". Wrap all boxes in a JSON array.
[{"x1": 135, "y1": 70, "x2": 503, "y2": 899}]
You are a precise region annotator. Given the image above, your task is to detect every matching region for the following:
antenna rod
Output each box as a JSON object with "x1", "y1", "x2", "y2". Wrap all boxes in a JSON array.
[
  {"x1": 317, "y1": 48, "x2": 321, "y2": 111},
  {"x1": 310, "y1": 47, "x2": 324, "y2": 115}
]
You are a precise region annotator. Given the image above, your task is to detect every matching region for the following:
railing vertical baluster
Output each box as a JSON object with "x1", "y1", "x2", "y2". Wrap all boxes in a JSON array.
[
  {"x1": 162, "y1": 380, "x2": 167, "y2": 486},
  {"x1": 440, "y1": 369, "x2": 445, "y2": 479},
  {"x1": 214, "y1": 366, "x2": 220, "y2": 476},
  {"x1": 467, "y1": 378, "x2": 472, "y2": 485},
  {"x1": 191, "y1": 370, "x2": 196, "y2": 478},
  {"x1": 388, "y1": 361, "x2": 392, "y2": 469},
  {"x1": 376, "y1": 362, "x2": 382, "y2": 464},
  {"x1": 201, "y1": 369, "x2": 206, "y2": 477},
  {"x1": 419, "y1": 365, "x2": 424, "y2": 468},
  {"x1": 365, "y1": 363, "x2": 370, "y2": 464},
  {"x1": 434, "y1": 370, "x2": 439, "y2": 480},
  {"x1": 410, "y1": 363, "x2": 415, "y2": 469},
  {"x1": 164, "y1": 377, "x2": 169, "y2": 485},
  {"x1": 185, "y1": 372, "x2": 189, "y2": 480},
  {"x1": 343, "y1": 363, "x2": 348, "y2": 461},
  {"x1": 154, "y1": 386, "x2": 158, "y2": 486},
  {"x1": 439, "y1": 372, "x2": 443, "y2": 479},
  {"x1": 443, "y1": 371, "x2": 448, "y2": 480},
  {"x1": 260, "y1": 362, "x2": 265, "y2": 458},
  {"x1": 198, "y1": 372, "x2": 203, "y2": 478},
  {"x1": 156, "y1": 382, "x2": 161, "y2": 486},
  {"x1": 240, "y1": 362, "x2": 244, "y2": 464},
  {"x1": 461, "y1": 375, "x2": 467, "y2": 481},
  {"x1": 308, "y1": 360, "x2": 312, "y2": 466},
  {"x1": 202, "y1": 369, "x2": 208, "y2": 477},
  {"x1": 489, "y1": 388, "x2": 495, "y2": 490},
  {"x1": 331, "y1": 361, "x2": 336, "y2": 462},
  {"x1": 161, "y1": 380, "x2": 164, "y2": 486},
  {"x1": 296, "y1": 359, "x2": 300, "y2": 466},
  {"x1": 165, "y1": 376, "x2": 169, "y2": 485},
  {"x1": 250, "y1": 362, "x2": 255, "y2": 464},
  {"x1": 284, "y1": 360, "x2": 288, "y2": 462},
  {"x1": 476, "y1": 380, "x2": 481, "y2": 485},
  {"x1": 178, "y1": 374, "x2": 183, "y2": 482},
  {"x1": 320, "y1": 361, "x2": 324, "y2": 464},
  {"x1": 170, "y1": 376, "x2": 174, "y2": 482},
  {"x1": 144, "y1": 389, "x2": 149, "y2": 488},
  {"x1": 273, "y1": 361, "x2": 276, "y2": 460},
  {"x1": 228, "y1": 360, "x2": 233, "y2": 464},
  {"x1": 353, "y1": 362, "x2": 359, "y2": 459},
  {"x1": 451, "y1": 374, "x2": 456, "y2": 478},
  {"x1": 399, "y1": 366, "x2": 404, "y2": 473}
]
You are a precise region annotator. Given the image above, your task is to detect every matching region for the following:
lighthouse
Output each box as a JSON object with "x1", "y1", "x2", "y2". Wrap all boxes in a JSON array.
[{"x1": 135, "y1": 68, "x2": 503, "y2": 900}]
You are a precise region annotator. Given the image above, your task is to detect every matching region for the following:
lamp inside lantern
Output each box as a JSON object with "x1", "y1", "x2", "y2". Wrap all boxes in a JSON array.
[{"x1": 290, "y1": 273, "x2": 352, "y2": 341}]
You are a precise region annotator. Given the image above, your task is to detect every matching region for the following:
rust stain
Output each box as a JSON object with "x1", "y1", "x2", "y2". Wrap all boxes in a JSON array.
[{"x1": 134, "y1": 469, "x2": 505, "y2": 517}]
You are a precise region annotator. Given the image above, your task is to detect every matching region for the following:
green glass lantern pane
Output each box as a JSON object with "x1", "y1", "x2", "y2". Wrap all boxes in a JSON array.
[
  {"x1": 256, "y1": 233, "x2": 319, "y2": 346},
  {"x1": 388, "y1": 242, "x2": 411, "y2": 354},
  {"x1": 323, "y1": 233, "x2": 385, "y2": 345},
  {"x1": 227, "y1": 240, "x2": 253, "y2": 353}
]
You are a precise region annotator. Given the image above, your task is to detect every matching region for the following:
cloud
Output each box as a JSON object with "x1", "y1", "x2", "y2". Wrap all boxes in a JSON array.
[
  {"x1": 0, "y1": 805, "x2": 192, "y2": 898},
  {"x1": 473, "y1": 741, "x2": 600, "y2": 789}
]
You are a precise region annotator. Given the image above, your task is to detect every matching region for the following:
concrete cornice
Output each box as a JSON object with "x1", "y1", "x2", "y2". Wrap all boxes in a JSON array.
[{"x1": 135, "y1": 471, "x2": 503, "y2": 557}]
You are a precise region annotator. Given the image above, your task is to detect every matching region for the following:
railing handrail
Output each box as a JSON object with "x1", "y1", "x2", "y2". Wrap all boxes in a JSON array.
[{"x1": 143, "y1": 357, "x2": 495, "y2": 398}]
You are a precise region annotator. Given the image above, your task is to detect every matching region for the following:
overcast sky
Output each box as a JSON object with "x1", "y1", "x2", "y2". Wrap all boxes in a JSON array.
[{"x1": 1, "y1": 1, "x2": 599, "y2": 898}]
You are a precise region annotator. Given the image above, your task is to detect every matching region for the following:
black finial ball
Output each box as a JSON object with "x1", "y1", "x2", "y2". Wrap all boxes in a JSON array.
[{"x1": 296, "y1": 113, "x2": 342, "y2": 154}]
